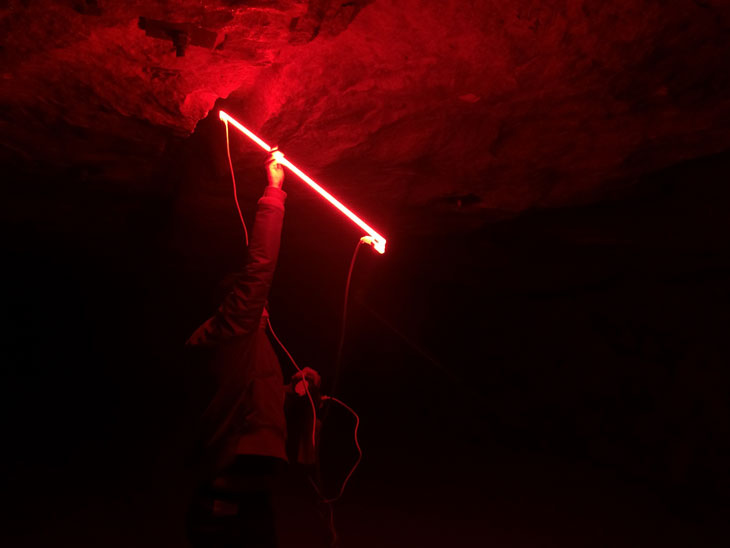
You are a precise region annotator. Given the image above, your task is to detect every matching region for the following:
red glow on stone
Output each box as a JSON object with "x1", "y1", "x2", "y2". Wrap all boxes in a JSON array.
[{"x1": 219, "y1": 110, "x2": 387, "y2": 254}]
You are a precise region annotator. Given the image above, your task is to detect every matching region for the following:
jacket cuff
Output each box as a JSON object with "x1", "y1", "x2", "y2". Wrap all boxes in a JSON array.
[{"x1": 261, "y1": 186, "x2": 287, "y2": 202}]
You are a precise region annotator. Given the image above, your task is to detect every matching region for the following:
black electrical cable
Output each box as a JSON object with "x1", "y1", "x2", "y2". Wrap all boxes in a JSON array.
[
  {"x1": 313, "y1": 238, "x2": 365, "y2": 548},
  {"x1": 329, "y1": 238, "x2": 364, "y2": 400}
]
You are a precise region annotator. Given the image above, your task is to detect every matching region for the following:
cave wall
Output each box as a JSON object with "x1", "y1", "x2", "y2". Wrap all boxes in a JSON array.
[{"x1": 2, "y1": 1, "x2": 729, "y2": 220}]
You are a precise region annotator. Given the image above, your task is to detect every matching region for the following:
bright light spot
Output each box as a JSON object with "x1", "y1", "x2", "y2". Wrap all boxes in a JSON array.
[{"x1": 219, "y1": 110, "x2": 387, "y2": 254}]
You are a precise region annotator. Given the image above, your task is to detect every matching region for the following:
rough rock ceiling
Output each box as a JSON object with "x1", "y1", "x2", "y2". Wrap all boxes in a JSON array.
[{"x1": 2, "y1": 0, "x2": 730, "y2": 224}]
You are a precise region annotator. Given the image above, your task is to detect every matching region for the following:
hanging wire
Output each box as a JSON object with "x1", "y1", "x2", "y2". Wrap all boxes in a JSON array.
[
  {"x1": 329, "y1": 239, "x2": 364, "y2": 399},
  {"x1": 224, "y1": 119, "x2": 249, "y2": 247},
  {"x1": 266, "y1": 316, "x2": 318, "y2": 449}
]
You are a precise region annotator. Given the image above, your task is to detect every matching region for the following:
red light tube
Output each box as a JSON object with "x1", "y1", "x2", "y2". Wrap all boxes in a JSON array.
[{"x1": 219, "y1": 110, "x2": 387, "y2": 254}]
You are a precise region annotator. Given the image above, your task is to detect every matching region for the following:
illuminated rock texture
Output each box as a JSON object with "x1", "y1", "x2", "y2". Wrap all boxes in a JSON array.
[{"x1": 2, "y1": 0, "x2": 730, "y2": 217}]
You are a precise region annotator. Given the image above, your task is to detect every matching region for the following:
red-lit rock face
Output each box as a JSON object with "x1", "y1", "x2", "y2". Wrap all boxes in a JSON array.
[{"x1": 2, "y1": 1, "x2": 730, "y2": 221}]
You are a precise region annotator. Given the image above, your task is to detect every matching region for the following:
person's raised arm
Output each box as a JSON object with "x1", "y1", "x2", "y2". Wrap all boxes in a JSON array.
[{"x1": 186, "y1": 151, "x2": 286, "y2": 346}]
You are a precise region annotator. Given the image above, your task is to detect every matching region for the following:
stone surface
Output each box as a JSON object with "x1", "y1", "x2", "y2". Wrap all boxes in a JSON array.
[{"x1": 2, "y1": 0, "x2": 730, "y2": 224}]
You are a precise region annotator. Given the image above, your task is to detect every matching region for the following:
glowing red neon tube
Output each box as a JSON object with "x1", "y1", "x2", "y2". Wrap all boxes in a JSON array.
[{"x1": 219, "y1": 110, "x2": 387, "y2": 254}]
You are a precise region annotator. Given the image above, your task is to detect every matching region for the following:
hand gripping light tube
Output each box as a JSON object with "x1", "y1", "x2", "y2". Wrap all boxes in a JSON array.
[{"x1": 219, "y1": 110, "x2": 387, "y2": 254}]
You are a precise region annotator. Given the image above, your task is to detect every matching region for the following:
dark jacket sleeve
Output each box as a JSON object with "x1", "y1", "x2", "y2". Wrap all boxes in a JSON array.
[{"x1": 186, "y1": 186, "x2": 286, "y2": 346}]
